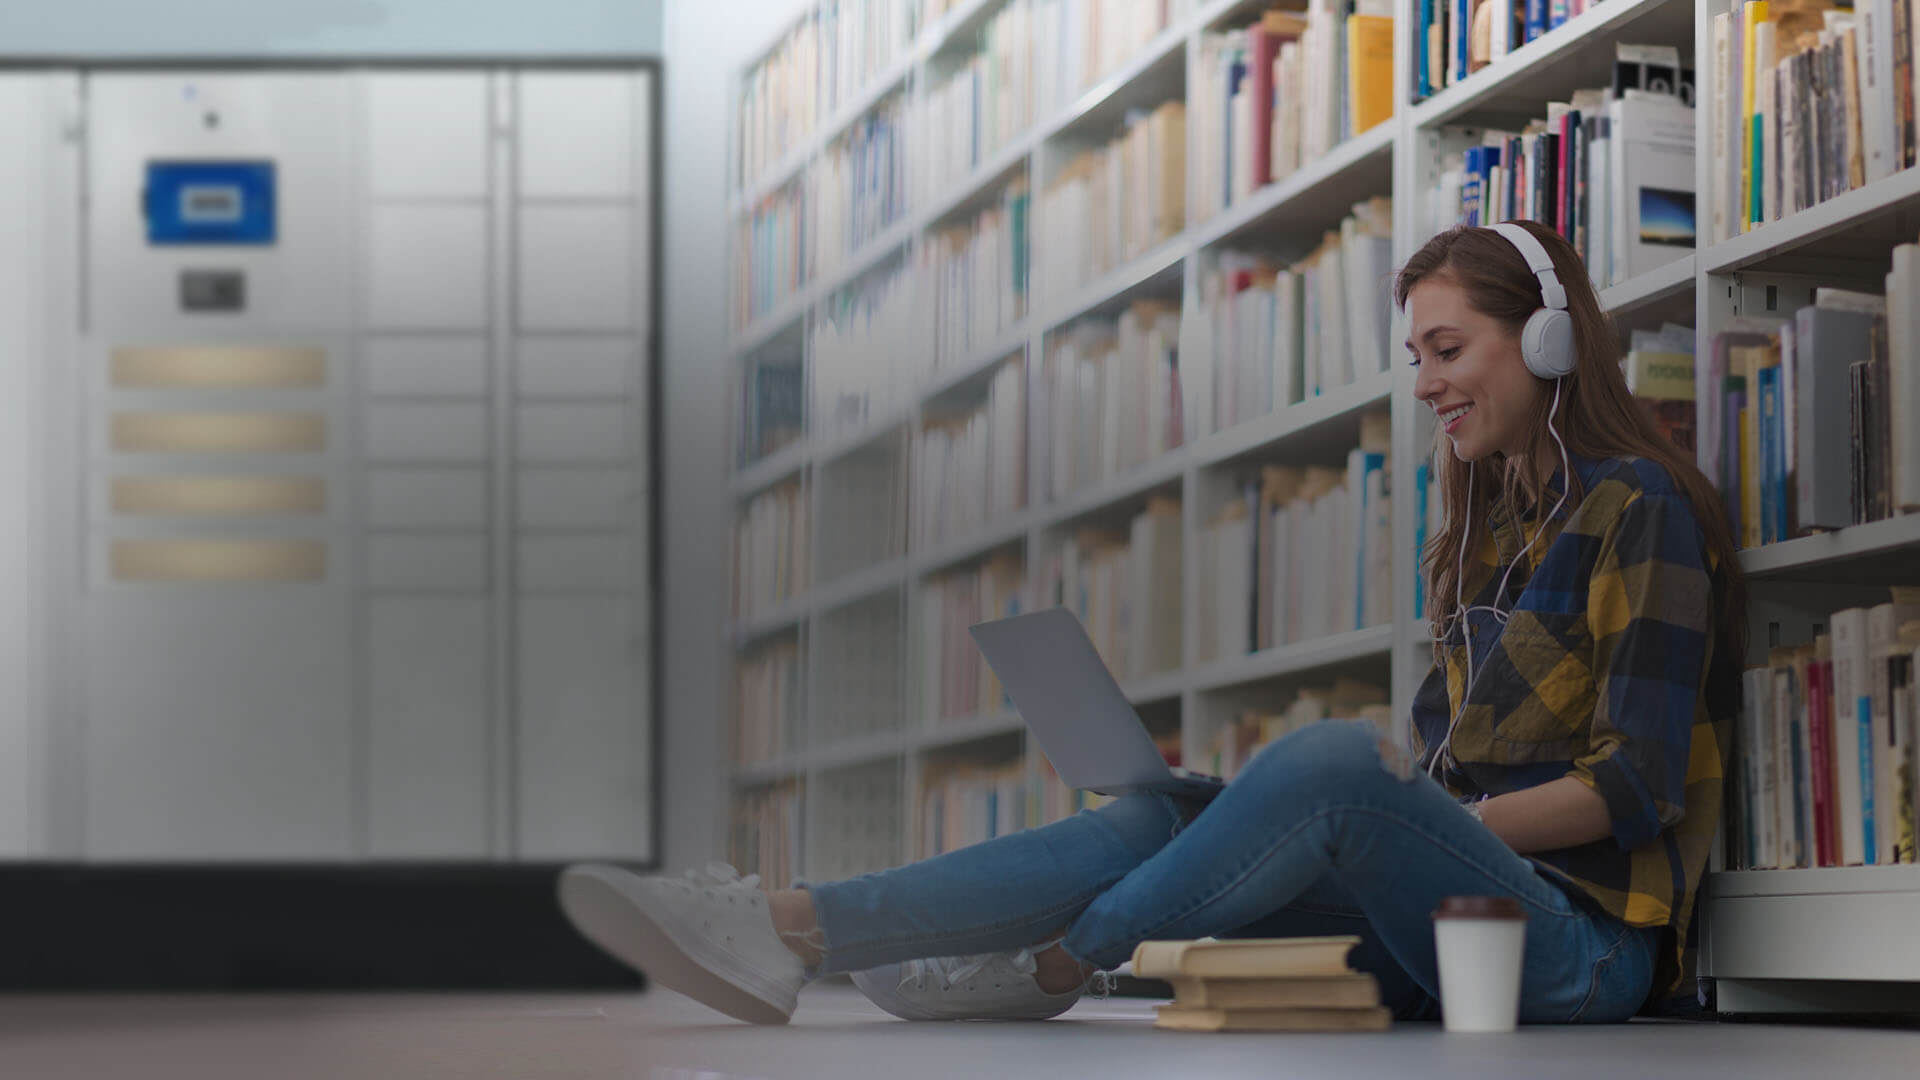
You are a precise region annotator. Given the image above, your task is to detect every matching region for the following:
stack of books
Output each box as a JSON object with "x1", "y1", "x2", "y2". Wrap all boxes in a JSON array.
[{"x1": 1133, "y1": 935, "x2": 1392, "y2": 1032}]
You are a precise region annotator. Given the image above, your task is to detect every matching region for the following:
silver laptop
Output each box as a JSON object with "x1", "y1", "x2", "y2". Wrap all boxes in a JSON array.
[{"x1": 969, "y1": 607, "x2": 1225, "y2": 800}]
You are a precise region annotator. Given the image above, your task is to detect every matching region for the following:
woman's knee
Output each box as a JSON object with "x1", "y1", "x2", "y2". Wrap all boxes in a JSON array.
[
  {"x1": 1088, "y1": 792, "x2": 1186, "y2": 857},
  {"x1": 1245, "y1": 719, "x2": 1412, "y2": 787}
]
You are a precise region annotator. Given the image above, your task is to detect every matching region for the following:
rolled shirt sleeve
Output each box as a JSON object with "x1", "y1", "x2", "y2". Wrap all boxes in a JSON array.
[{"x1": 1570, "y1": 492, "x2": 1714, "y2": 852}]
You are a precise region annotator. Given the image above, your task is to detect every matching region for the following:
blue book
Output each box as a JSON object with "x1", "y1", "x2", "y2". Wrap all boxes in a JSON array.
[
  {"x1": 1414, "y1": 463, "x2": 1431, "y2": 620},
  {"x1": 1462, "y1": 148, "x2": 1484, "y2": 226},
  {"x1": 1455, "y1": 0, "x2": 1471, "y2": 85},
  {"x1": 1860, "y1": 696, "x2": 1877, "y2": 863},
  {"x1": 1419, "y1": 0, "x2": 1434, "y2": 97},
  {"x1": 1549, "y1": 0, "x2": 1569, "y2": 30},
  {"x1": 1525, "y1": 0, "x2": 1549, "y2": 43},
  {"x1": 1758, "y1": 365, "x2": 1780, "y2": 545}
]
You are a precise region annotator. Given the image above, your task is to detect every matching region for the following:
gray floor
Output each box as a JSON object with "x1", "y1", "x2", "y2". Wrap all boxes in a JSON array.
[{"x1": 5, "y1": 984, "x2": 1917, "y2": 1079}]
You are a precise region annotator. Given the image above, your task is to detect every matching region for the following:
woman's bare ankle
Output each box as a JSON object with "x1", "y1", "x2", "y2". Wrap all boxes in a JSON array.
[
  {"x1": 1032, "y1": 941, "x2": 1093, "y2": 995},
  {"x1": 767, "y1": 888, "x2": 825, "y2": 967}
]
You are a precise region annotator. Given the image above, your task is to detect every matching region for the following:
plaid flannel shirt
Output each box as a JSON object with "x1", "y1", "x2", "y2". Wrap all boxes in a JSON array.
[{"x1": 1411, "y1": 453, "x2": 1741, "y2": 996}]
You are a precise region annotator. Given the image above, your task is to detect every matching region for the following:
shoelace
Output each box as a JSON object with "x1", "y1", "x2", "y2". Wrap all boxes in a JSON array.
[
  {"x1": 898, "y1": 939, "x2": 1108, "y2": 997},
  {"x1": 679, "y1": 861, "x2": 760, "y2": 892}
]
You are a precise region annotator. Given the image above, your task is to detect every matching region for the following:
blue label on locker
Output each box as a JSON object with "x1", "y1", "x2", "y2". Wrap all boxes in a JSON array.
[{"x1": 145, "y1": 160, "x2": 277, "y2": 245}]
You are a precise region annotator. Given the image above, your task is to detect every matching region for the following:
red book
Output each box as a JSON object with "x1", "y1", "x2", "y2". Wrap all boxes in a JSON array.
[
  {"x1": 1808, "y1": 659, "x2": 1835, "y2": 867},
  {"x1": 1556, "y1": 112, "x2": 1575, "y2": 241},
  {"x1": 1249, "y1": 26, "x2": 1278, "y2": 188}
]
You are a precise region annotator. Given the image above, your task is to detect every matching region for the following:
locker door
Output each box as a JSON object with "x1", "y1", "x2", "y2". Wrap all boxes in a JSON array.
[
  {"x1": 510, "y1": 70, "x2": 654, "y2": 860},
  {"x1": 82, "y1": 73, "x2": 359, "y2": 858}
]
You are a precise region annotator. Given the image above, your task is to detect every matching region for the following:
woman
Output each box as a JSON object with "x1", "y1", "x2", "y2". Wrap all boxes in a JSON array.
[{"x1": 561, "y1": 220, "x2": 1745, "y2": 1027}]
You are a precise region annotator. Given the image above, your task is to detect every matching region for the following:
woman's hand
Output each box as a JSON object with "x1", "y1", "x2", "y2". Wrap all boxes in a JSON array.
[{"x1": 1476, "y1": 776, "x2": 1617, "y2": 854}]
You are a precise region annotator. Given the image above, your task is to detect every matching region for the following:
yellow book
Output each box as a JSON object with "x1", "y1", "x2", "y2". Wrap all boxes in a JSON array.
[
  {"x1": 1169, "y1": 973, "x2": 1381, "y2": 1010},
  {"x1": 1132, "y1": 936, "x2": 1360, "y2": 979},
  {"x1": 1733, "y1": 344, "x2": 1766, "y2": 549},
  {"x1": 1155, "y1": 1004, "x2": 1393, "y2": 1032},
  {"x1": 1346, "y1": 14, "x2": 1394, "y2": 137}
]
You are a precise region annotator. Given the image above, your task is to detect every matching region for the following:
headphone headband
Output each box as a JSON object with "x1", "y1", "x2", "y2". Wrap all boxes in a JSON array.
[{"x1": 1489, "y1": 222, "x2": 1568, "y2": 310}]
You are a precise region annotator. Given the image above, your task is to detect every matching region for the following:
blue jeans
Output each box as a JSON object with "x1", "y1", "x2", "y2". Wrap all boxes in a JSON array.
[{"x1": 803, "y1": 720, "x2": 1661, "y2": 1024}]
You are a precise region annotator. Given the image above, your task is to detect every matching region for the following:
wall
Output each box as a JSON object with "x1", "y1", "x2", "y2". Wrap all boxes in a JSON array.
[
  {"x1": 659, "y1": 0, "x2": 811, "y2": 871},
  {"x1": 0, "y1": 0, "x2": 661, "y2": 56}
]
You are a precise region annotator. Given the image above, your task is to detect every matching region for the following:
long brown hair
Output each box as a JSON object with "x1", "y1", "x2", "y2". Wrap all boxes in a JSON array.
[{"x1": 1395, "y1": 222, "x2": 1746, "y2": 662}]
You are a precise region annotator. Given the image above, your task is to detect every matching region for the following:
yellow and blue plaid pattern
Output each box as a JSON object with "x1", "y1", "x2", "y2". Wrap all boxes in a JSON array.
[{"x1": 1412, "y1": 453, "x2": 1741, "y2": 996}]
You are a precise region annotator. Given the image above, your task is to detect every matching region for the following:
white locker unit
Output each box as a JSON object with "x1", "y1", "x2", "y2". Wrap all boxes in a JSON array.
[{"x1": 4, "y1": 65, "x2": 656, "y2": 862}]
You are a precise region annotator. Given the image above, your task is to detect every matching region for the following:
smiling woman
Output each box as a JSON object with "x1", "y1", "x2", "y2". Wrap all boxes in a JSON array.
[{"x1": 556, "y1": 226, "x2": 1752, "y2": 1034}]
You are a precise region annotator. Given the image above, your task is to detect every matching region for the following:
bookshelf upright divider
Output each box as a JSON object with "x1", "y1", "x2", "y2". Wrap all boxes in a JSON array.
[{"x1": 724, "y1": 0, "x2": 1920, "y2": 1013}]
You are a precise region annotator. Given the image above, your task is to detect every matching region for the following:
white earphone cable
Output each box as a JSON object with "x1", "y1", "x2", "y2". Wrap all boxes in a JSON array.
[{"x1": 1427, "y1": 376, "x2": 1572, "y2": 780}]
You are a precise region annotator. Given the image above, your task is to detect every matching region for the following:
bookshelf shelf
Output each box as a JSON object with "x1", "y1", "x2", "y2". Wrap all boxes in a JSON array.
[
  {"x1": 1736, "y1": 514, "x2": 1920, "y2": 584},
  {"x1": 1406, "y1": 0, "x2": 1694, "y2": 131},
  {"x1": 1041, "y1": 21, "x2": 1190, "y2": 147},
  {"x1": 730, "y1": 440, "x2": 808, "y2": 498},
  {"x1": 733, "y1": 294, "x2": 810, "y2": 360},
  {"x1": 810, "y1": 556, "x2": 909, "y2": 616},
  {"x1": 733, "y1": 758, "x2": 803, "y2": 786},
  {"x1": 1193, "y1": 123, "x2": 1397, "y2": 254},
  {"x1": 1699, "y1": 166, "x2": 1920, "y2": 275},
  {"x1": 1190, "y1": 370, "x2": 1397, "y2": 467},
  {"x1": 1599, "y1": 255, "x2": 1694, "y2": 317},
  {"x1": 921, "y1": 134, "x2": 1035, "y2": 232},
  {"x1": 912, "y1": 510, "x2": 1035, "y2": 578},
  {"x1": 800, "y1": 728, "x2": 914, "y2": 774},
  {"x1": 1047, "y1": 448, "x2": 1189, "y2": 531},
  {"x1": 919, "y1": 711, "x2": 1026, "y2": 751},
  {"x1": 1123, "y1": 667, "x2": 1188, "y2": 705},
  {"x1": 1191, "y1": 625, "x2": 1397, "y2": 694},
  {"x1": 731, "y1": 600, "x2": 808, "y2": 648},
  {"x1": 734, "y1": 147, "x2": 811, "y2": 219},
  {"x1": 1708, "y1": 865, "x2": 1920, "y2": 898},
  {"x1": 814, "y1": 407, "x2": 909, "y2": 468},
  {"x1": 918, "y1": 0, "x2": 1006, "y2": 62},
  {"x1": 1043, "y1": 238, "x2": 1187, "y2": 331}
]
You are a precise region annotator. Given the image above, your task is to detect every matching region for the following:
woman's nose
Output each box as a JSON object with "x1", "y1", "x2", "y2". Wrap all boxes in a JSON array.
[{"x1": 1412, "y1": 358, "x2": 1441, "y2": 404}]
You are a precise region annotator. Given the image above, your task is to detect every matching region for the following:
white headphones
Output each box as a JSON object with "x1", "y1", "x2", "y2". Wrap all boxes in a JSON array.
[{"x1": 1489, "y1": 222, "x2": 1577, "y2": 380}]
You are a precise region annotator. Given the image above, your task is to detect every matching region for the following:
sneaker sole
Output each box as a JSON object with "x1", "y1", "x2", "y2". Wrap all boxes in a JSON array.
[{"x1": 557, "y1": 865, "x2": 796, "y2": 1025}]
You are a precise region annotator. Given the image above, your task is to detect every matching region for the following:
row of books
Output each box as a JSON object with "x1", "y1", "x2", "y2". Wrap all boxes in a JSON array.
[
  {"x1": 818, "y1": 0, "x2": 916, "y2": 124},
  {"x1": 812, "y1": 95, "x2": 910, "y2": 282},
  {"x1": 815, "y1": 440, "x2": 911, "y2": 581},
  {"x1": 734, "y1": 351, "x2": 805, "y2": 469},
  {"x1": 1193, "y1": 1, "x2": 1393, "y2": 221},
  {"x1": 1044, "y1": 495, "x2": 1185, "y2": 682},
  {"x1": 911, "y1": 0, "x2": 1039, "y2": 208},
  {"x1": 1183, "y1": 197, "x2": 1394, "y2": 437},
  {"x1": 736, "y1": 184, "x2": 809, "y2": 329},
  {"x1": 1041, "y1": 302, "x2": 1184, "y2": 502},
  {"x1": 918, "y1": 179, "x2": 1031, "y2": 374},
  {"x1": 1730, "y1": 594, "x2": 1920, "y2": 870},
  {"x1": 1700, "y1": 283, "x2": 1920, "y2": 551},
  {"x1": 734, "y1": 638, "x2": 805, "y2": 765},
  {"x1": 919, "y1": 555, "x2": 1026, "y2": 724},
  {"x1": 1415, "y1": 0, "x2": 1631, "y2": 101},
  {"x1": 911, "y1": 358, "x2": 1029, "y2": 550},
  {"x1": 812, "y1": 595, "x2": 907, "y2": 745},
  {"x1": 732, "y1": 480, "x2": 810, "y2": 623},
  {"x1": 1202, "y1": 684, "x2": 1393, "y2": 781},
  {"x1": 1197, "y1": 415, "x2": 1394, "y2": 661},
  {"x1": 918, "y1": 757, "x2": 1029, "y2": 857},
  {"x1": 1038, "y1": 100, "x2": 1187, "y2": 301},
  {"x1": 1032, "y1": 0, "x2": 1196, "y2": 116},
  {"x1": 728, "y1": 780, "x2": 805, "y2": 890},
  {"x1": 737, "y1": 0, "x2": 915, "y2": 192},
  {"x1": 1426, "y1": 59, "x2": 1695, "y2": 291},
  {"x1": 1710, "y1": 0, "x2": 1903, "y2": 243},
  {"x1": 738, "y1": 20, "x2": 823, "y2": 191},
  {"x1": 811, "y1": 260, "x2": 933, "y2": 439}
]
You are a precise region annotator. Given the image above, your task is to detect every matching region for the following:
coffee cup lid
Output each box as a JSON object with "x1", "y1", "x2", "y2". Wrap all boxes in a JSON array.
[{"x1": 1432, "y1": 895, "x2": 1526, "y2": 920}]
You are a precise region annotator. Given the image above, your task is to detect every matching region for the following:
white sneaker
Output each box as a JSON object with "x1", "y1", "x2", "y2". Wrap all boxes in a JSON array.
[
  {"x1": 557, "y1": 862, "x2": 807, "y2": 1025},
  {"x1": 850, "y1": 940, "x2": 1111, "y2": 1021}
]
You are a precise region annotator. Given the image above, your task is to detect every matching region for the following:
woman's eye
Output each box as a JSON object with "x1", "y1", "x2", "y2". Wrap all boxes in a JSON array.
[{"x1": 1438, "y1": 347, "x2": 1460, "y2": 361}]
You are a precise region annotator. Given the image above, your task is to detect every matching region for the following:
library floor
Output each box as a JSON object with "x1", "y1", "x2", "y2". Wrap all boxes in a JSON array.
[{"x1": 7, "y1": 983, "x2": 1919, "y2": 1079}]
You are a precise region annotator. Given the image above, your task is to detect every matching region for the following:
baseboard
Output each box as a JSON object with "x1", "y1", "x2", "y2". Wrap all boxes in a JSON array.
[{"x1": 0, "y1": 863, "x2": 644, "y2": 991}]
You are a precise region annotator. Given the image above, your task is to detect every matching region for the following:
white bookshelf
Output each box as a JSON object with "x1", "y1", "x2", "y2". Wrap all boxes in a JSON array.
[{"x1": 722, "y1": 0, "x2": 1920, "y2": 1011}]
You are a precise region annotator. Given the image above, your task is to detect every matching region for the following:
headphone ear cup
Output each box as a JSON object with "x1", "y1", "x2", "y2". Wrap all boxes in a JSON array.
[{"x1": 1522, "y1": 307, "x2": 1576, "y2": 379}]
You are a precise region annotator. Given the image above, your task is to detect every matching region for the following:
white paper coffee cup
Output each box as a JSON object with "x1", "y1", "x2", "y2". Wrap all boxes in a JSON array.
[{"x1": 1432, "y1": 895, "x2": 1527, "y2": 1033}]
